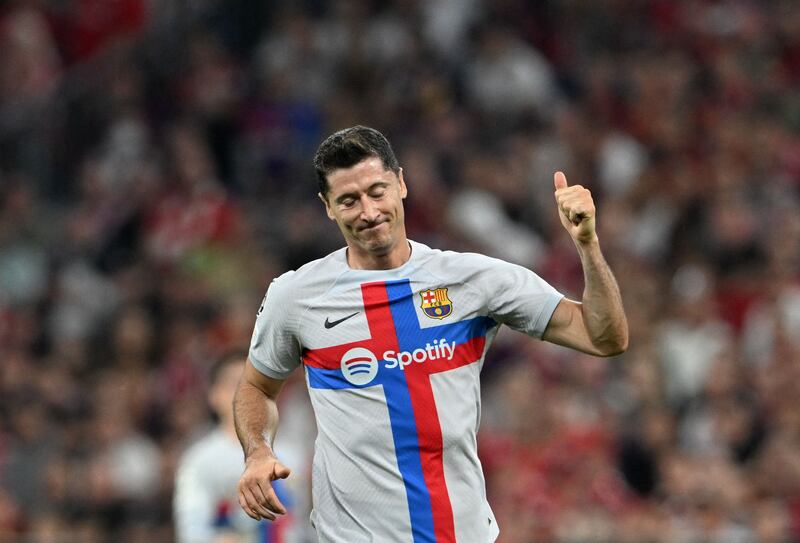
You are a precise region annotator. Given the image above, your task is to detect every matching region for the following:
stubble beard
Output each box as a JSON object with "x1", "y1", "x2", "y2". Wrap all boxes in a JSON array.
[
  {"x1": 353, "y1": 224, "x2": 394, "y2": 256},
  {"x1": 361, "y1": 233, "x2": 393, "y2": 256}
]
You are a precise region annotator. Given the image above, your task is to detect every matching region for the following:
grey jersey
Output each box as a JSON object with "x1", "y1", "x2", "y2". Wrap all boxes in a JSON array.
[{"x1": 249, "y1": 240, "x2": 563, "y2": 543}]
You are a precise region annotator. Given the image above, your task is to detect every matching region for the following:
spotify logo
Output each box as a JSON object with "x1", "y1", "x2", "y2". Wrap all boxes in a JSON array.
[{"x1": 340, "y1": 347, "x2": 379, "y2": 386}]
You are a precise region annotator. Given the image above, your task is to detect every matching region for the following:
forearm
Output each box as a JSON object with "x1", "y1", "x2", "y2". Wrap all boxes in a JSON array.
[
  {"x1": 575, "y1": 239, "x2": 628, "y2": 355},
  {"x1": 233, "y1": 380, "x2": 280, "y2": 460}
]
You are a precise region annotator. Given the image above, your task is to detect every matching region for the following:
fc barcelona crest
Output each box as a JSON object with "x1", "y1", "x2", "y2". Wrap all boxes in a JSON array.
[{"x1": 420, "y1": 288, "x2": 453, "y2": 320}]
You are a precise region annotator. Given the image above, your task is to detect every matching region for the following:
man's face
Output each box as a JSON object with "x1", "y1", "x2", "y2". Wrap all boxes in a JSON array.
[{"x1": 320, "y1": 156, "x2": 407, "y2": 257}]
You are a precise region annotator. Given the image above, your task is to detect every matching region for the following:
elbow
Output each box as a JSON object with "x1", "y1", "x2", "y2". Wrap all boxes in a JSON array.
[
  {"x1": 619, "y1": 335, "x2": 630, "y2": 354},
  {"x1": 599, "y1": 339, "x2": 628, "y2": 357},
  {"x1": 595, "y1": 328, "x2": 629, "y2": 357}
]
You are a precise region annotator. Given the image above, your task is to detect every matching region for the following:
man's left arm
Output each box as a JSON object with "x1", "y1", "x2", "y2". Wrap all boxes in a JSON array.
[{"x1": 542, "y1": 171, "x2": 628, "y2": 357}]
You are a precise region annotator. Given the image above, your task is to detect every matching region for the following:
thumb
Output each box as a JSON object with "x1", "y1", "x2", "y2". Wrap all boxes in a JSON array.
[
  {"x1": 273, "y1": 463, "x2": 291, "y2": 479},
  {"x1": 554, "y1": 171, "x2": 569, "y2": 190}
]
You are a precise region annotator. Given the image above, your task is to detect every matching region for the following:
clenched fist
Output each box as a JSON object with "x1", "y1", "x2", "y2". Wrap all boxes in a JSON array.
[
  {"x1": 237, "y1": 450, "x2": 291, "y2": 521},
  {"x1": 554, "y1": 171, "x2": 597, "y2": 245}
]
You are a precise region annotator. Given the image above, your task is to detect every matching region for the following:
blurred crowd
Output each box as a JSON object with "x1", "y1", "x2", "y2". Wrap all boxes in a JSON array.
[{"x1": 1, "y1": 0, "x2": 800, "y2": 541}]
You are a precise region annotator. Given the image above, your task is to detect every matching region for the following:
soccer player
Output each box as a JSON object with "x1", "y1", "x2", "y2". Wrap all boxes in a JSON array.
[
  {"x1": 234, "y1": 126, "x2": 628, "y2": 542},
  {"x1": 175, "y1": 352, "x2": 292, "y2": 543}
]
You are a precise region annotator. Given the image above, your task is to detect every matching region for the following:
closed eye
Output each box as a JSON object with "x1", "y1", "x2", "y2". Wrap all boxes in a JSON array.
[{"x1": 369, "y1": 182, "x2": 389, "y2": 198}]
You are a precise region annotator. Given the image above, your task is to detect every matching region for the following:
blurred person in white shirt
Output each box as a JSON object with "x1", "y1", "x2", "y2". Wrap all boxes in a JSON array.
[{"x1": 174, "y1": 352, "x2": 294, "y2": 543}]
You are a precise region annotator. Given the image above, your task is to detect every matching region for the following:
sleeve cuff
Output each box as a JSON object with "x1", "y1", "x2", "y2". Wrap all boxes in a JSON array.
[
  {"x1": 249, "y1": 353, "x2": 295, "y2": 380},
  {"x1": 533, "y1": 293, "x2": 565, "y2": 339}
]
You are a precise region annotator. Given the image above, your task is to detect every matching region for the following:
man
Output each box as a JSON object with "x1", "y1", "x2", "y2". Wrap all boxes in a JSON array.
[
  {"x1": 175, "y1": 352, "x2": 293, "y2": 543},
  {"x1": 234, "y1": 126, "x2": 627, "y2": 542}
]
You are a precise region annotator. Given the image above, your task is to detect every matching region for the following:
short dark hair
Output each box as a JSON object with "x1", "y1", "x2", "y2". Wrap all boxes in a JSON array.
[{"x1": 313, "y1": 125, "x2": 400, "y2": 196}]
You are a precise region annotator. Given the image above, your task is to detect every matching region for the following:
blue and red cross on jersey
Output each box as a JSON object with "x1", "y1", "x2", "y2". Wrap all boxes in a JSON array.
[{"x1": 302, "y1": 279, "x2": 495, "y2": 543}]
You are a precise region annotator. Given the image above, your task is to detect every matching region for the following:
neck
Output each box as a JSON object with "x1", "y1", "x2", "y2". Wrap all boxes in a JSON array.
[{"x1": 347, "y1": 238, "x2": 412, "y2": 270}]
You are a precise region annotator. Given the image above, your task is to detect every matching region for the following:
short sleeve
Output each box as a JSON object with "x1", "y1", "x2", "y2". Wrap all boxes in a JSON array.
[
  {"x1": 485, "y1": 259, "x2": 564, "y2": 339},
  {"x1": 248, "y1": 273, "x2": 302, "y2": 379}
]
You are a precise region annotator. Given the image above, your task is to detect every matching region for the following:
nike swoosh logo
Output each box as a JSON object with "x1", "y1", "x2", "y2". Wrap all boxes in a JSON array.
[{"x1": 324, "y1": 312, "x2": 360, "y2": 329}]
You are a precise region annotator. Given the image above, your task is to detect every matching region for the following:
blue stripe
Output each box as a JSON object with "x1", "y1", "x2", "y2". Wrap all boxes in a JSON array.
[
  {"x1": 382, "y1": 368, "x2": 437, "y2": 542},
  {"x1": 307, "y1": 365, "x2": 369, "y2": 389}
]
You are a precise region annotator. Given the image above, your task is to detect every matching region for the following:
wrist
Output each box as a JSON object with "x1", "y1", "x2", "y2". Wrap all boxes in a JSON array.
[
  {"x1": 245, "y1": 442, "x2": 276, "y2": 462},
  {"x1": 574, "y1": 234, "x2": 600, "y2": 250}
]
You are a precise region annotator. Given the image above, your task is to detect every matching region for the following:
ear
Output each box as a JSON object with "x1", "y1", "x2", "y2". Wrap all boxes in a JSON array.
[
  {"x1": 398, "y1": 168, "x2": 408, "y2": 199},
  {"x1": 319, "y1": 192, "x2": 336, "y2": 221}
]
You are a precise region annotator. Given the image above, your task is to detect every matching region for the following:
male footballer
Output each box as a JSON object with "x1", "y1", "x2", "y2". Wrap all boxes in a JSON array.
[{"x1": 234, "y1": 125, "x2": 627, "y2": 542}]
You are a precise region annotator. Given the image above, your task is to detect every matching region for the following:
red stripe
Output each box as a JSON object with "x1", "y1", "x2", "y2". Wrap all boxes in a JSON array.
[
  {"x1": 425, "y1": 337, "x2": 486, "y2": 375},
  {"x1": 406, "y1": 335, "x2": 485, "y2": 541},
  {"x1": 360, "y1": 281, "x2": 399, "y2": 346},
  {"x1": 303, "y1": 342, "x2": 363, "y2": 369},
  {"x1": 406, "y1": 370, "x2": 457, "y2": 542}
]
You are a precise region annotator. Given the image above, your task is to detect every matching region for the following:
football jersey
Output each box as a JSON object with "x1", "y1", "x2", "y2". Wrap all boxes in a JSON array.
[{"x1": 249, "y1": 240, "x2": 563, "y2": 543}]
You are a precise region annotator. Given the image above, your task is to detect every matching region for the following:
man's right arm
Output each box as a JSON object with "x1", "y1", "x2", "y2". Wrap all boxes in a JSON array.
[{"x1": 233, "y1": 358, "x2": 291, "y2": 521}]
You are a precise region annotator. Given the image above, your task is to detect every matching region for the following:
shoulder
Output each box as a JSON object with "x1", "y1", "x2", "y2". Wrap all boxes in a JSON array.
[
  {"x1": 413, "y1": 241, "x2": 516, "y2": 275},
  {"x1": 263, "y1": 248, "x2": 347, "y2": 299},
  {"x1": 290, "y1": 247, "x2": 347, "y2": 281},
  {"x1": 412, "y1": 242, "x2": 557, "y2": 302}
]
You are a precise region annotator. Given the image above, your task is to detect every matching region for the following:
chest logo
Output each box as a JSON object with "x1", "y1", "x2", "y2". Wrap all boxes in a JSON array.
[
  {"x1": 324, "y1": 312, "x2": 359, "y2": 329},
  {"x1": 341, "y1": 347, "x2": 379, "y2": 386},
  {"x1": 420, "y1": 288, "x2": 453, "y2": 320}
]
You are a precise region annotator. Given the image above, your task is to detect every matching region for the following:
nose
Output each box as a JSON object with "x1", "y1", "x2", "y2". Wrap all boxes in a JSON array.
[{"x1": 359, "y1": 196, "x2": 380, "y2": 222}]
